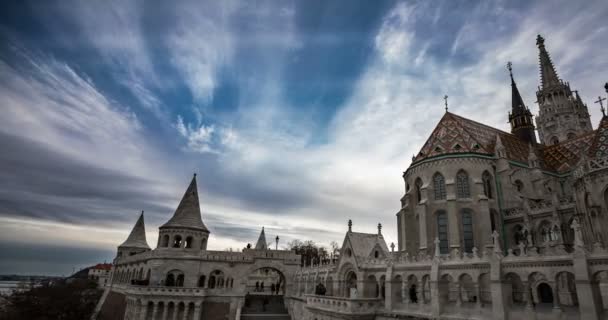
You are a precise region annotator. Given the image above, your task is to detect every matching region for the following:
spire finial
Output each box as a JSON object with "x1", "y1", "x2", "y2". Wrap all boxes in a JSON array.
[
  {"x1": 348, "y1": 219, "x2": 352, "y2": 232},
  {"x1": 377, "y1": 223, "x2": 382, "y2": 235},
  {"x1": 536, "y1": 34, "x2": 545, "y2": 47},
  {"x1": 595, "y1": 96, "x2": 607, "y2": 116},
  {"x1": 507, "y1": 61, "x2": 513, "y2": 79},
  {"x1": 443, "y1": 95, "x2": 448, "y2": 112}
]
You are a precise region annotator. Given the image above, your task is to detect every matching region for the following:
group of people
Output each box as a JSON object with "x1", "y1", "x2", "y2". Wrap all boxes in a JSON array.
[{"x1": 254, "y1": 281, "x2": 282, "y2": 294}]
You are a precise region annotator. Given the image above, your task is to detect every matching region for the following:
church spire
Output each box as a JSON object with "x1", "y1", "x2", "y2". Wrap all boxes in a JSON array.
[
  {"x1": 119, "y1": 211, "x2": 150, "y2": 249},
  {"x1": 254, "y1": 227, "x2": 268, "y2": 250},
  {"x1": 536, "y1": 35, "x2": 560, "y2": 89},
  {"x1": 507, "y1": 62, "x2": 537, "y2": 144},
  {"x1": 160, "y1": 174, "x2": 209, "y2": 232}
]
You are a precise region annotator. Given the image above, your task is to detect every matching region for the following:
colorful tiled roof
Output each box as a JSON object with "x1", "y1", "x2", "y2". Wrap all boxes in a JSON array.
[{"x1": 413, "y1": 111, "x2": 599, "y2": 173}]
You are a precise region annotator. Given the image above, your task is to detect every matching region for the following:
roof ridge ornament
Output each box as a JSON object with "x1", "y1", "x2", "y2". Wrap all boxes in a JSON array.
[{"x1": 443, "y1": 95, "x2": 448, "y2": 112}]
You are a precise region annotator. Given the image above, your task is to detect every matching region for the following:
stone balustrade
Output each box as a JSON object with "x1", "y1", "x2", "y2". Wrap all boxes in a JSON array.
[{"x1": 305, "y1": 294, "x2": 382, "y2": 314}]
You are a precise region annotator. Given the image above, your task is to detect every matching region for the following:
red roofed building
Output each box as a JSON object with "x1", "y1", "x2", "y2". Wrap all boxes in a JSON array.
[{"x1": 89, "y1": 263, "x2": 113, "y2": 288}]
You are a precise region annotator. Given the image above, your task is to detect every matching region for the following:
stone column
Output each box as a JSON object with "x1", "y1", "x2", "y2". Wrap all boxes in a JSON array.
[
  {"x1": 172, "y1": 304, "x2": 179, "y2": 320},
  {"x1": 161, "y1": 303, "x2": 168, "y2": 320},
  {"x1": 573, "y1": 250, "x2": 601, "y2": 320},
  {"x1": 417, "y1": 204, "x2": 429, "y2": 253},
  {"x1": 402, "y1": 281, "x2": 408, "y2": 304},
  {"x1": 475, "y1": 283, "x2": 482, "y2": 309},
  {"x1": 182, "y1": 303, "x2": 190, "y2": 320},
  {"x1": 151, "y1": 301, "x2": 159, "y2": 320},
  {"x1": 455, "y1": 283, "x2": 462, "y2": 307},
  {"x1": 139, "y1": 300, "x2": 148, "y2": 320},
  {"x1": 193, "y1": 302, "x2": 202, "y2": 320},
  {"x1": 489, "y1": 256, "x2": 507, "y2": 320},
  {"x1": 551, "y1": 283, "x2": 562, "y2": 312},
  {"x1": 430, "y1": 260, "x2": 441, "y2": 318},
  {"x1": 524, "y1": 282, "x2": 533, "y2": 310}
]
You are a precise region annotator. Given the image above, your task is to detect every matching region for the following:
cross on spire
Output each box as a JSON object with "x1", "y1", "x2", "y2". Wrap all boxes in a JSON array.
[
  {"x1": 443, "y1": 95, "x2": 448, "y2": 112},
  {"x1": 596, "y1": 96, "x2": 607, "y2": 116}
]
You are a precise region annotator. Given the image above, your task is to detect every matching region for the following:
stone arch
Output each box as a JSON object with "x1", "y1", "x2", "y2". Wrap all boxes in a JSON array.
[
  {"x1": 421, "y1": 274, "x2": 431, "y2": 303},
  {"x1": 407, "y1": 275, "x2": 419, "y2": 303},
  {"x1": 439, "y1": 274, "x2": 456, "y2": 304},
  {"x1": 505, "y1": 272, "x2": 524, "y2": 305},
  {"x1": 161, "y1": 234, "x2": 170, "y2": 247},
  {"x1": 345, "y1": 270, "x2": 357, "y2": 298},
  {"x1": 478, "y1": 273, "x2": 491, "y2": 305},
  {"x1": 555, "y1": 271, "x2": 578, "y2": 307},
  {"x1": 365, "y1": 274, "x2": 378, "y2": 298},
  {"x1": 208, "y1": 270, "x2": 224, "y2": 289},
  {"x1": 459, "y1": 273, "x2": 475, "y2": 303},
  {"x1": 172, "y1": 234, "x2": 183, "y2": 248},
  {"x1": 392, "y1": 274, "x2": 402, "y2": 301},
  {"x1": 529, "y1": 272, "x2": 552, "y2": 305},
  {"x1": 593, "y1": 270, "x2": 608, "y2": 311},
  {"x1": 185, "y1": 236, "x2": 193, "y2": 248}
]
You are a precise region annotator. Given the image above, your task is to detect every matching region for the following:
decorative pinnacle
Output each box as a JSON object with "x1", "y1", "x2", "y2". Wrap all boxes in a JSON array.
[
  {"x1": 507, "y1": 61, "x2": 513, "y2": 78},
  {"x1": 378, "y1": 223, "x2": 382, "y2": 235},
  {"x1": 443, "y1": 95, "x2": 449, "y2": 112},
  {"x1": 348, "y1": 219, "x2": 352, "y2": 232},
  {"x1": 536, "y1": 34, "x2": 545, "y2": 47},
  {"x1": 605, "y1": 82, "x2": 608, "y2": 93}
]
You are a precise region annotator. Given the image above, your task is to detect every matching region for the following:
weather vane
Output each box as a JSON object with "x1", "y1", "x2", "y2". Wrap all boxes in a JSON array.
[{"x1": 443, "y1": 95, "x2": 449, "y2": 112}]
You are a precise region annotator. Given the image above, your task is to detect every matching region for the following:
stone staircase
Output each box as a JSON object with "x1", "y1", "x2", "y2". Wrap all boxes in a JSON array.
[{"x1": 240, "y1": 295, "x2": 291, "y2": 320}]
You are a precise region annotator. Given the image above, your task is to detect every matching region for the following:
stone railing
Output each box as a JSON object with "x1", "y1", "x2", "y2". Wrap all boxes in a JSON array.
[
  {"x1": 242, "y1": 249, "x2": 301, "y2": 264},
  {"x1": 122, "y1": 285, "x2": 238, "y2": 297},
  {"x1": 305, "y1": 295, "x2": 382, "y2": 314},
  {"x1": 573, "y1": 156, "x2": 608, "y2": 179},
  {"x1": 116, "y1": 249, "x2": 255, "y2": 265}
]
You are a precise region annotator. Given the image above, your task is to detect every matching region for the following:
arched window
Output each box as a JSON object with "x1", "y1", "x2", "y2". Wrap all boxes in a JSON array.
[
  {"x1": 436, "y1": 211, "x2": 448, "y2": 254},
  {"x1": 456, "y1": 170, "x2": 470, "y2": 198},
  {"x1": 165, "y1": 273, "x2": 175, "y2": 287},
  {"x1": 173, "y1": 235, "x2": 182, "y2": 248},
  {"x1": 161, "y1": 234, "x2": 170, "y2": 247},
  {"x1": 433, "y1": 173, "x2": 446, "y2": 200},
  {"x1": 461, "y1": 209, "x2": 474, "y2": 253},
  {"x1": 185, "y1": 236, "x2": 193, "y2": 248},
  {"x1": 482, "y1": 171, "x2": 493, "y2": 199},
  {"x1": 490, "y1": 209, "x2": 498, "y2": 232},
  {"x1": 567, "y1": 132, "x2": 576, "y2": 140},
  {"x1": 176, "y1": 274, "x2": 184, "y2": 287},
  {"x1": 514, "y1": 180, "x2": 524, "y2": 192},
  {"x1": 415, "y1": 178, "x2": 423, "y2": 203}
]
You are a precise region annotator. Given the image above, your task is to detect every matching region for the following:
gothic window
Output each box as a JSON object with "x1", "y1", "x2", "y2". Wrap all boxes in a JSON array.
[
  {"x1": 490, "y1": 209, "x2": 498, "y2": 232},
  {"x1": 433, "y1": 173, "x2": 446, "y2": 200},
  {"x1": 456, "y1": 170, "x2": 470, "y2": 198},
  {"x1": 515, "y1": 180, "x2": 524, "y2": 192},
  {"x1": 436, "y1": 211, "x2": 449, "y2": 254},
  {"x1": 461, "y1": 209, "x2": 474, "y2": 253},
  {"x1": 415, "y1": 178, "x2": 423, "y2": 203},
  {"x1": 482, "y1": 171, "x2": 493, "y2": 199}
]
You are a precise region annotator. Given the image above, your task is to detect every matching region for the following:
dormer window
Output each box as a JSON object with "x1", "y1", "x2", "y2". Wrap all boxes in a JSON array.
[
  {"x1": 374, "y1": 250, "x2": 379, "y2": 258},
  {"x1": 454, "y1": 144, "x2": 462, "y2": 151}
]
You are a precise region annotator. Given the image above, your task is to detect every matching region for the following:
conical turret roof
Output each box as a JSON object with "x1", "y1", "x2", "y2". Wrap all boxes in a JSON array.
[
  {"x1": 254, "y1": 227, "x2": 268, "y2": 250},
  {"x1": 509, "y1": 65, "x2": 527, "y2": 113},
  {"x1": 119, "y1": 211, "x2": 150, "y2": 249},
  {"x1": 536, "y1": 35, "x2": 561, "y2": 89},
  {"x1": 161, "y1": 174, "x2": 209, "y2": 232}
]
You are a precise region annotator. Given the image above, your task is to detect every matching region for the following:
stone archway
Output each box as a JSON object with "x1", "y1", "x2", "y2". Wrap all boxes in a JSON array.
[
  {"x1": 537, "y1": 283, "x2": 553, "y2": 303},
  {"x1": 242, "y1": 267, "x2": 289, "y2": 317}
]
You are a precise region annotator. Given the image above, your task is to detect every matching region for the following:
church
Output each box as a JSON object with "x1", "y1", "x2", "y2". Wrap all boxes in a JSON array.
[{"x1": 93, "y1": 35, "x2": 608, "y2": 320}]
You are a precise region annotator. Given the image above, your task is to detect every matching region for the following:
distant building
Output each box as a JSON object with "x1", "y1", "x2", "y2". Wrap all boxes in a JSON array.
[{"x1": 88, "y1": 263, "x2": 112, "y2": 288}]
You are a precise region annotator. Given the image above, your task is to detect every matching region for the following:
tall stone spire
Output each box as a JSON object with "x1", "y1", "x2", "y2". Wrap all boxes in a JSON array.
[
  {"x1": 534, "y1": 35, "x2": 593, "y2": 145},
  {"x1": 119, "y1": 211, "x2": 150, "y2": 250},
  {"x1": 255, "y1": 227, "x2": 268, "y2": 250},
  {"x1": 160, "y1": 174, "x2": 209, "y2": 232},
  {"x1": 536, "y1": 35, "x2": 560, "y2": 89},
  {"x1": 507, "y1": 62, "x2": 537, "y2": 144}
]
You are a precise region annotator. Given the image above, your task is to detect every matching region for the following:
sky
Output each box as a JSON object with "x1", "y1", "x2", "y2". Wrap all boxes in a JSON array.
[{"x1": 0, "y1": 0, "x2": 607, "y2": 276}]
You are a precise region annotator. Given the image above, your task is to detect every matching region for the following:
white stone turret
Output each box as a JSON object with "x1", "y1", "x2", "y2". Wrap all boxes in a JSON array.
[{"x1": 117, "y1": 211, "x2": 150, "y2": 258}]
